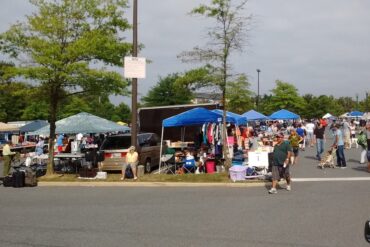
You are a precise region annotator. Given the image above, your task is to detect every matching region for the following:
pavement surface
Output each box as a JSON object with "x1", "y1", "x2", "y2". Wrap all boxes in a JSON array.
[{"x1": 0, "y1": 182, "x2": 369, "y2": 247}]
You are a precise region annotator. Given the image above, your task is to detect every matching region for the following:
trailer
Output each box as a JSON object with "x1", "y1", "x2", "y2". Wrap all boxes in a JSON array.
[{"x1": 138, "y1": 103, "x2": 221, "y2": 142}]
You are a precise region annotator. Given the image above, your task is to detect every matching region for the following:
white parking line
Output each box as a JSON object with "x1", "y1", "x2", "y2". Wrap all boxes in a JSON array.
[{"x1": 292, "y1": 177, "x2": 370, "y2": 182}]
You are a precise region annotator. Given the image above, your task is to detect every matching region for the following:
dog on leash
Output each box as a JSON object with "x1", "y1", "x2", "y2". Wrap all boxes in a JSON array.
[{"x1": 318, "y1": 146, "x2": 337, "y2": 169}]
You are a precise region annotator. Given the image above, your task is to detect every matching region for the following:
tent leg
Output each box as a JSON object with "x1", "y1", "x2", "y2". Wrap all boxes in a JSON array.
[{"x1": 159, "y1": 126, "x2": 164, "y2": 174}]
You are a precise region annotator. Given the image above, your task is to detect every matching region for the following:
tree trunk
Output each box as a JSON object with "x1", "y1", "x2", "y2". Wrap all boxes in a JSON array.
[{"x1": 46, "y1": 87, "x2": 58, "y2": 175}]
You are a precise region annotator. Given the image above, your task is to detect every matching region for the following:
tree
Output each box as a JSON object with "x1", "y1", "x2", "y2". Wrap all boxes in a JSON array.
[
  {"x1": 0, "y1": 0, "x2": 132, "y2": 174},
  {"x1": 142, "y1": 73, "x2": 193, "y2": 106},
  {"x1": 268, "y1": 80, "x2": 306, "y2": 114},
  {"x1": 226, "y1": 75, "x2": 254, "y2": 114},
  {"x1": 112, "y1": 103, "x2": 131, "y2": 123},
  {"x1": 336, "y1": 97, "x2": 356, "y2": 113},
  {"x1": 178, "y1": 0, "x2": 252, "y2": 169},
  {"x1": 0, "y1": 82, "x2": 31, "y2": 122}
]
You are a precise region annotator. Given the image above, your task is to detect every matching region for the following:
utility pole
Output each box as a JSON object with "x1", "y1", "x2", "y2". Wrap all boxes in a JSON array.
[
  {"x1": 131, "y1": 0, "x2": 138, "y2": 148},
  {"x1": 256, "y1": 69, "x2": 261, "y2": 111}
]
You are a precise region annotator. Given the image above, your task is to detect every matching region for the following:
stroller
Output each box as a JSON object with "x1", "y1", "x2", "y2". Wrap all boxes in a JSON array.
[{"x1": 317, "y1": 146, "x2": 337, "y2": 169}]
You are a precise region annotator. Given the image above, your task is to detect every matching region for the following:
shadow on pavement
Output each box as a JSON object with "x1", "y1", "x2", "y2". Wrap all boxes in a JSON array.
[
  {"x1": 304, "y1": 156, "x2": 317, "y2": 161},
  {"x1": 351, "y1": 166, "x2": 369, "y2": 173}
]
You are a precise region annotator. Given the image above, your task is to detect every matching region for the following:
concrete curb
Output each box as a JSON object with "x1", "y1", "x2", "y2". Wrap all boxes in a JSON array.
[{"x1": 38, "y1": 181, "x2": 270, "y2": 188}]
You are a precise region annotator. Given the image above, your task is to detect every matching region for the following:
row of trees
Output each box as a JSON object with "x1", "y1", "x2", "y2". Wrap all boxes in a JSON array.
[{"x1": 141, "y1": 73, "x2": 370, "y2": 119}]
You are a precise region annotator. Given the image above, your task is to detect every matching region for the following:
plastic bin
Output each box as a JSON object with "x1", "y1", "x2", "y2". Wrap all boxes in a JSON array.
[{"x1": 229, "y1": 165, "x2": 247, "y2": 182}]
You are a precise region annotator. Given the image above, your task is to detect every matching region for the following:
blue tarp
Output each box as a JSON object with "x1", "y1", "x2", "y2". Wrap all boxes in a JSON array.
[
  {"x1": 269, "y1": 109, "x2": 300, "y2": 120},
  {"x1": 211, "y1": 109, "x2": 247, "y2": 125},
  {"x1": 163, "y1": 107, "x2": 233, "y2": 127},
  {"x1": 242, "y1": 110, "x2": 268, "y2": 121},
  {"x1": 348, "y1": 111, "x2": 363, "y2": 117}
]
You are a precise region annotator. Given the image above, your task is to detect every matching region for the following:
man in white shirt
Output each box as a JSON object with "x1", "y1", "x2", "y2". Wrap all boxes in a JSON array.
[{"x1": 305, "y1": 120, "x2": 315, "y2": 147}]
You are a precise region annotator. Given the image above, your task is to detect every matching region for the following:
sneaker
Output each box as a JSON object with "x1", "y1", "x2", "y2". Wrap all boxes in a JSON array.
[
  {"x1": 268, "y1": 188, "x2": 277, "y2": 194},
  {"x1": 286, "y1": 185, "x2": 291, "y2": 191},
  {"x1": 340, "y1": 166, "x2": 347, "y2": 169},
  {"x1": 120, "y1": 177, "x2": 124, "y2": 181}
]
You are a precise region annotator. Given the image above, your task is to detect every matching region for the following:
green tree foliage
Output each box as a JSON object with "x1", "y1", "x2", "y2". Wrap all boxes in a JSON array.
[
  {"x1": 301, "y1": 95, "x2": 342, "y2": 119},
  {"x1": 359, "y1": 93, "x2": 370, "y2": 112},
  {"x1": 112, "y1": 103, "x2": 131, "y2": 123},
  {"x1": 0, "y1": 82, "x2": 30, "y2": 122},
  {"x1": 142, "y1": 74, "x2": 193, "y2": 106},
  {"x1": 178, "y1": 0, "x2": 251, "y2": 169},
  {"x1": 226, "y1": 75, "x2": 254, "y2": 114},
  {"x1": 336, "y1": 97, "x2": 356, "y2": 113},
  {"x1": 268, "y1": 80, "x2": 306, "y2": 114},
  {"x1": 0, "y1": 0, "x2": 132, "y2": 173}
]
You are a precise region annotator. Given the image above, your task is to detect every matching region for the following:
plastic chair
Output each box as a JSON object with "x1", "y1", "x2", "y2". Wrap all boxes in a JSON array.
[{"x1": 183, "y1": 159, "x2": 196, "y2": 174}]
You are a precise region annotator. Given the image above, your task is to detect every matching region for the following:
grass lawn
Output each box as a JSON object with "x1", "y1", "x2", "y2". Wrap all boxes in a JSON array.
[{"x1": 38, "y1": 172, "x2": 266, "y2": 183}]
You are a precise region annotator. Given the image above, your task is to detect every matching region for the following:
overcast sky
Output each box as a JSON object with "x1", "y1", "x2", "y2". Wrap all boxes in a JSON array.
[{"x1": 1, "y1": 0, "x2": 370, "y2": 106}]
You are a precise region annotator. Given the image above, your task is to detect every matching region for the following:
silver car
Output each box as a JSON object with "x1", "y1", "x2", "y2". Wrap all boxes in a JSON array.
[{"x1": 99, "y1": 133, "x2": 161, "y2": 173}]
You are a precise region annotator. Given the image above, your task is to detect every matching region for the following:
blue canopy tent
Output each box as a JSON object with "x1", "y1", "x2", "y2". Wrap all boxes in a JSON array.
[
  {"x1": 242, "y1": 110, "x2": 268, "y2": 121},
  {"x1": 348, "y1": 111, "x2": 363, "y2": 117},
  {"x1": 159, "y1": 107, "x2": 236, "y2": 172},
  {"x1": 211, "y1": 109, "x2": 247, "y2": 126},
  {"x1": 30, "y1": 112, "x2": 130, "y2": 135},
  {"x1": 269, "y1": 109, "x2": 300, "y2": 120},
  {"x1": 20, "y1": 120, "x2": 48, "y2": 133}
]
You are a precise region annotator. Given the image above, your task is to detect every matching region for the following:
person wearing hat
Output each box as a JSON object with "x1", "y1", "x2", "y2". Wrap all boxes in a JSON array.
[
  {"x1": 121, "y1": 146, "x2": 138, "y2": 180},
  {"x1": 269, "y1": 133, "x2": 293, "y2": 194},
  {"x1": 331, "y1": 123, "x2": 346, "y2": 168}
]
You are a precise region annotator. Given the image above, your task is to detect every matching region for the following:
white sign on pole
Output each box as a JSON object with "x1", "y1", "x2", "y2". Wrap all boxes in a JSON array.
[{"x1": 124, "y1": 57, "x2": 146, "y2": 79}]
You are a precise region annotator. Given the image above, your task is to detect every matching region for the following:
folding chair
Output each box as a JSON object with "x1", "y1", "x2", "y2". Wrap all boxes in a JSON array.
[
  {"x1": 161, "y1": 154, "x2": 175, "y2": 174},
  {"x1": 182, "y1": 159, "x2": 196, "y2": 174}
]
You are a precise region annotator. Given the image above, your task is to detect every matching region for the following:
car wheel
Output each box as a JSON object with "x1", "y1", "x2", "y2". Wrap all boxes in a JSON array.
[{"x1": 145, "y1": 159, "x2": 152, "y2": 173}]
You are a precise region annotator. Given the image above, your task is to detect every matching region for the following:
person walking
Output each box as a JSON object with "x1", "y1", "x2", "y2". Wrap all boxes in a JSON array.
[
  {"x1": 305, "y1": 120, "x2": 315, "y2": 147},
  {"x1": 357, "y1": 130, "x2": 367, "y2": 164},
  {"x1": 366, "y1": 123, "x2": 370, "y2": 173},
  {"x1": 314, "y1": 122, "x2": 326, "y2": 161},
  {"x1": 342, "y1": 120, "x2": 351, "y2": 149},
  {"x1": 121, "y1": 146, "x2": 138, "y2": 180},
  {"x1": 349, "y1": 120, "x2": 357, "y2": 148},
  {"x1": 332, "y1": 124, "x2": 347, "y2": 168},
  {"x1": 268, "y1": 133, "x2": 293, "y2": 194},
  {"x1": 296, "y1": 124, "x2": 306, "y2": 151},
  {"x1": 288, "y1": 130, "x2": 303, "y2": 165}
]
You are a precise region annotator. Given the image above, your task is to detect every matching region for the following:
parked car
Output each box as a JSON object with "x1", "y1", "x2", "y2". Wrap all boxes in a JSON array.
[{"x1": 99, "y1": 133, "x2": 163, "y2": 173}]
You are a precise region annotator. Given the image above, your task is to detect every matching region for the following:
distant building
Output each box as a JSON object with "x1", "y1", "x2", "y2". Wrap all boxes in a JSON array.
[{"x1": 192, "y1": 92, "x2": 222, "y2": 104}]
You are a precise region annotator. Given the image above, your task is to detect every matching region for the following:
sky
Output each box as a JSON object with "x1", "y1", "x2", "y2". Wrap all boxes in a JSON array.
[{"x1": 1, "y1": 0, "x2": 370, "y2": 106}]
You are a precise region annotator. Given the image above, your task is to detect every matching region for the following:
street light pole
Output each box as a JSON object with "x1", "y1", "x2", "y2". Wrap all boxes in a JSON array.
[
  {"x1": 256, "y1": 69, "x2": 261, "y2": 111},
  {"x1": 131, "y1": 0, "x2": 138, "y2": 148}
]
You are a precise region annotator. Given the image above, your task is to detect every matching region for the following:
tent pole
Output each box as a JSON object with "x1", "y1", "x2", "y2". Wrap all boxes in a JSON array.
[{"x1": 159, "y1": 126, "x2": 164, "y2": 174}]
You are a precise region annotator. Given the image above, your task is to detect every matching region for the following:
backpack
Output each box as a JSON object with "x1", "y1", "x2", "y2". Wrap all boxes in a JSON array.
[
  {"x1": 125, "y1": 165, "x2": 134, "y2": 179},
  {"x1": 357, "y1": 133, "x2": 367, "y2": 148}
]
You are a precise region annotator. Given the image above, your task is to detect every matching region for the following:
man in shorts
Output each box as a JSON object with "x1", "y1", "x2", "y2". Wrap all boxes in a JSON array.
[
  {"x1": 269, "y1": 132, "x2": 293, "y2": 194},
  {"x1": 366, "y1": 123, "x2": 370, "y2": 173}
]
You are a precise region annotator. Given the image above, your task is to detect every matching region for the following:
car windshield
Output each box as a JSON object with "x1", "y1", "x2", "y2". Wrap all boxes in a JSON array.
[{"x1": 100, "y1": 136, "x2": 131, "y2": 150}]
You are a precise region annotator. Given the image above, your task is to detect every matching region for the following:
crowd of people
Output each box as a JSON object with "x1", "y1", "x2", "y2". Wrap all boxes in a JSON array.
[{"x1": 264, "y1": 118, "x2": 370, "y2": 194}]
